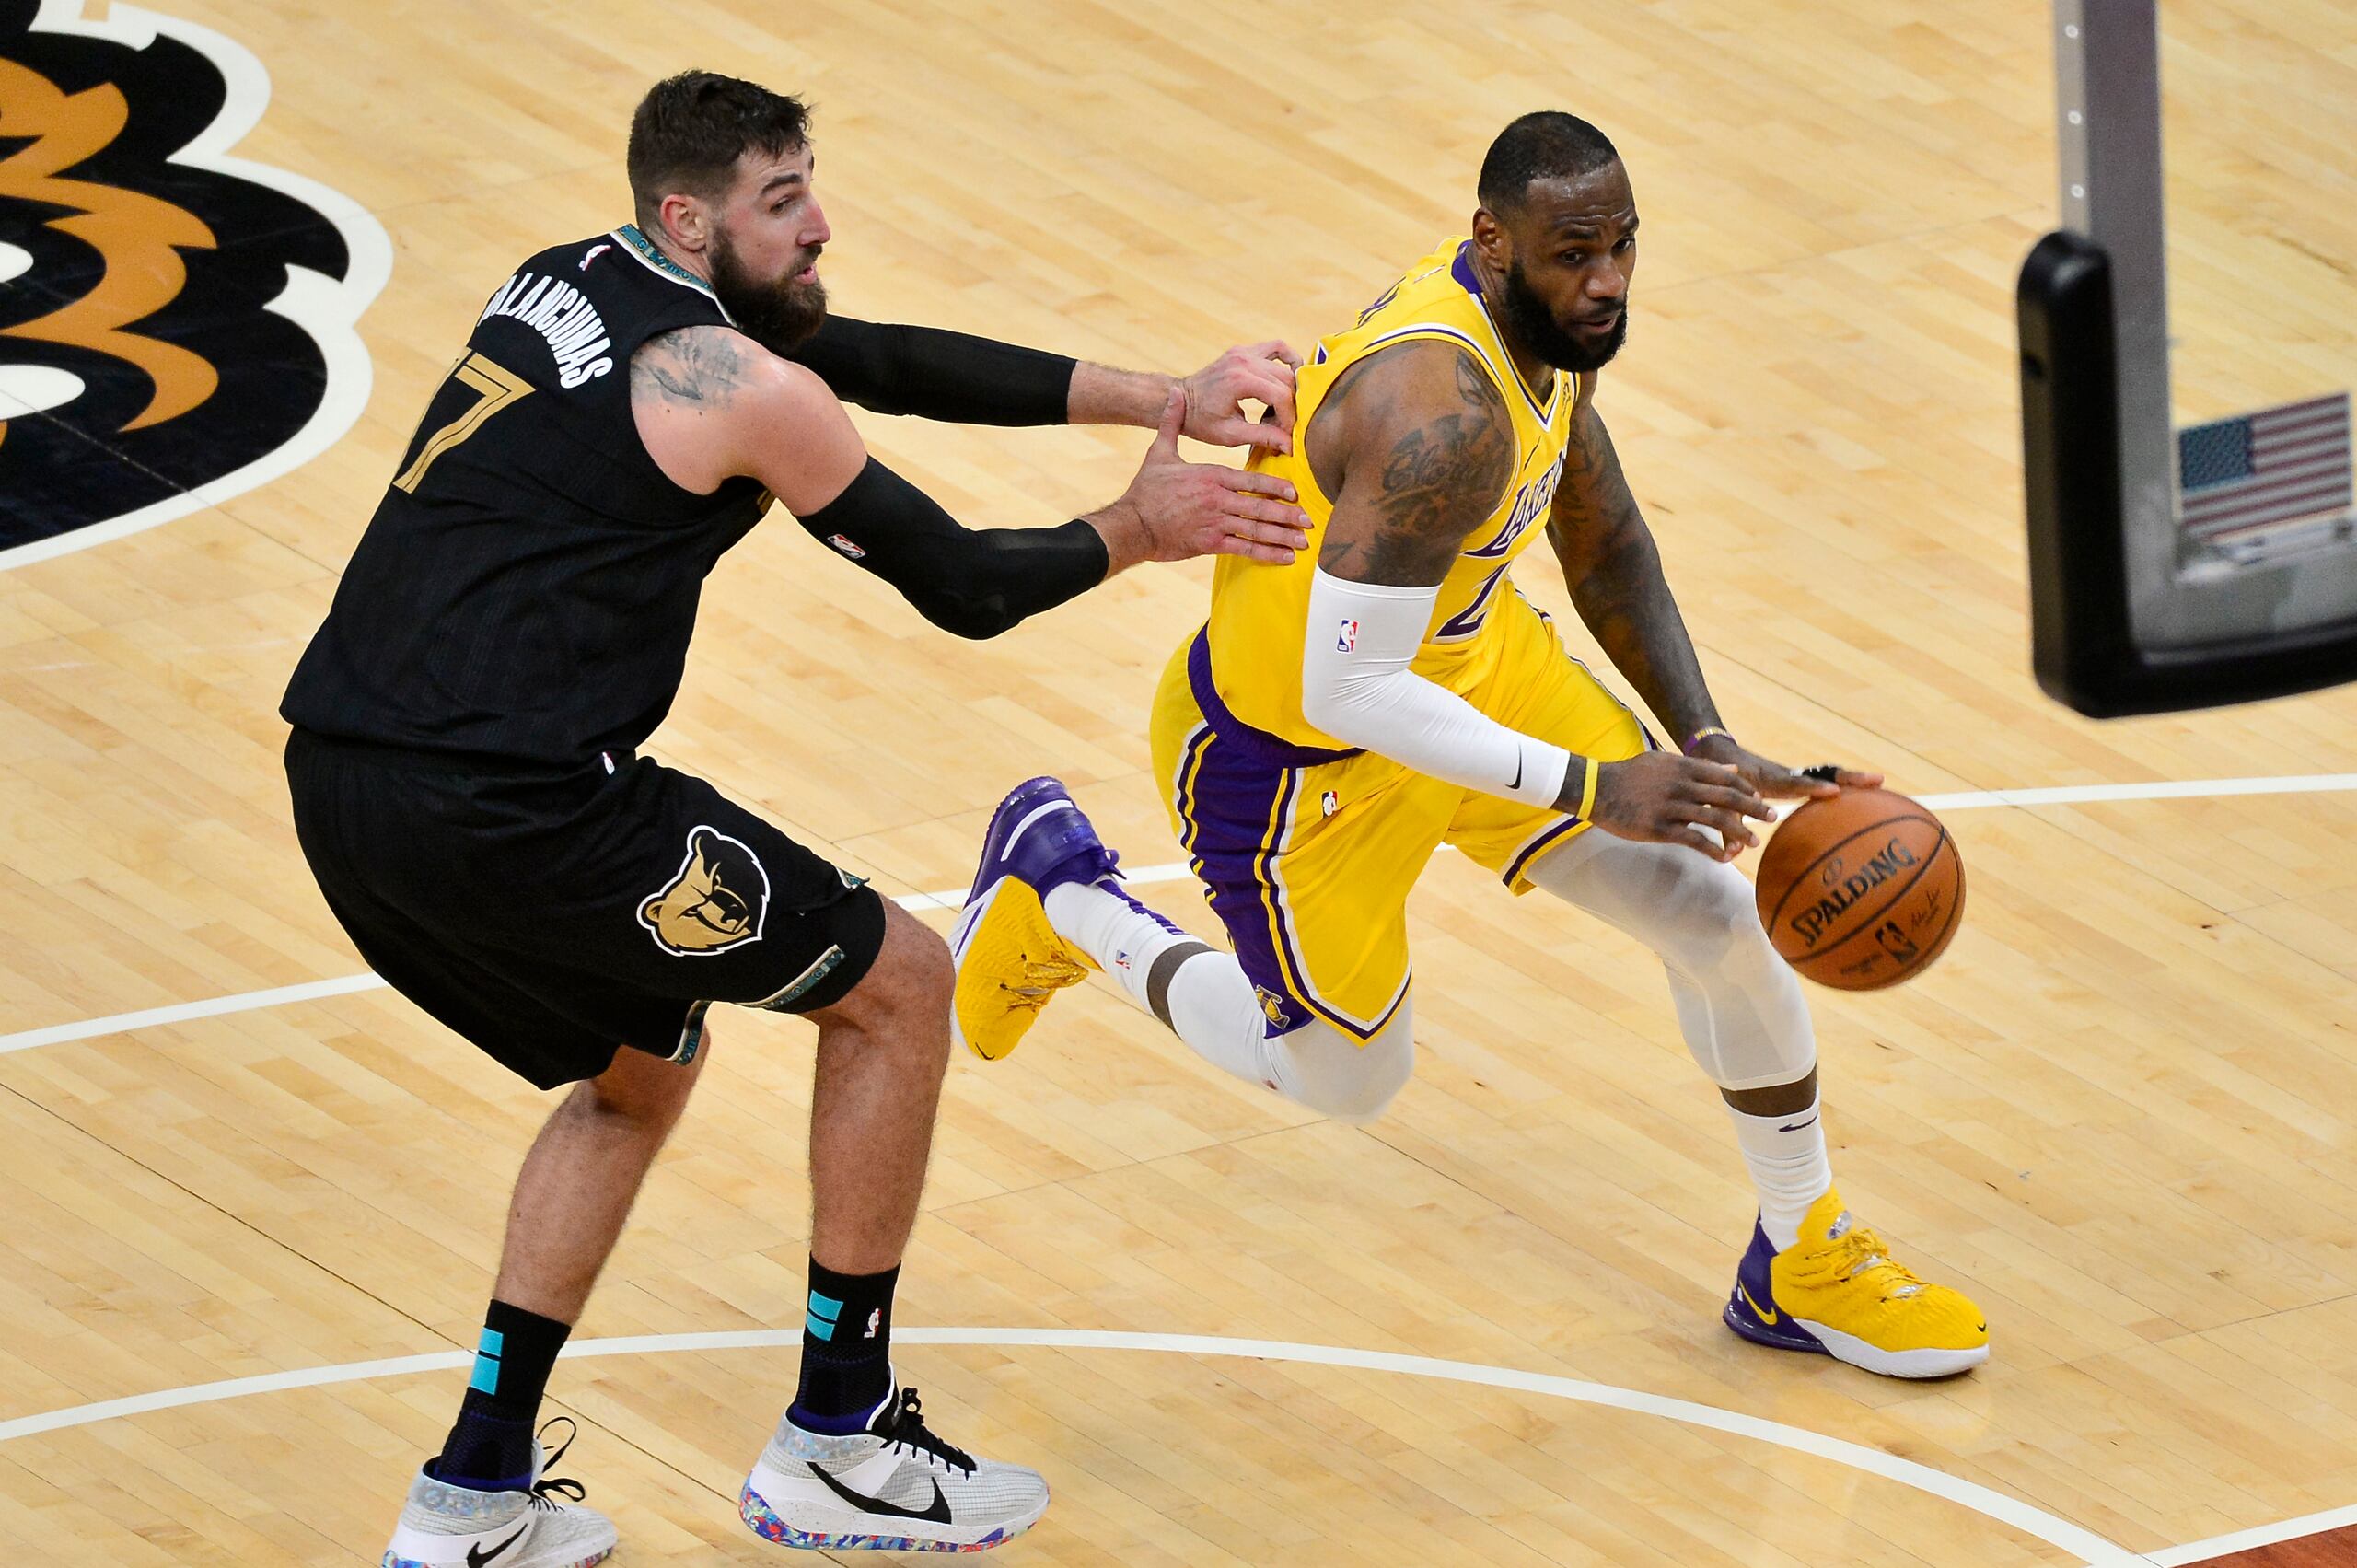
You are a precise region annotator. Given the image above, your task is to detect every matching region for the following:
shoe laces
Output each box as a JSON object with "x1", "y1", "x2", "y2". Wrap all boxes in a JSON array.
[
  {"x1": 1002, "y1": 955, "x2": 1087, "y2": 1008},
  {"x1": 879, "y1": 1388, "x2": 976, "y2": 1478},
  {"x1": 528, "y1": 1417, "x2": 589, "y2": 1510},
  {"x1": 1822, "y1": 1223, "x2": 1926, "y2": 1301}
]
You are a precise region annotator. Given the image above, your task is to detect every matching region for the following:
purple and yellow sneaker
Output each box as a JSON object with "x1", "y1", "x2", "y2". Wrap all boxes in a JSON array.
[
  {"x1": 949, "y1": 777, "x2": 1115, "y2": 1061},
  {"x1": 1724, "y1": 1188, "x2": 1990, "y2": 1379}
]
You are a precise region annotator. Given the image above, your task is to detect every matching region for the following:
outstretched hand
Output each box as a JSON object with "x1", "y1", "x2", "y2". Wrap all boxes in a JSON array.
[
  {"x1": 1689, "y1": 733, "x2": 1883, "y2": 801},
  {"x1": 1180, "y1": 341, "x2": 1303, "y2": 454},
  {"x1": 1092, "y1": 388, "x2": 1313, "y2": 571},
  {"x1": 1586, "y1": 750, "x2": 1778, "y2": 861}
]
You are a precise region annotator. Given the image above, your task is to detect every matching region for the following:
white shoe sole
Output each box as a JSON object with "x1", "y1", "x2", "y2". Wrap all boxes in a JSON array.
[
  {"x1": 1796, "y1": 1317, "x2": 1991, "y2": 1378},
  {"x1": 740, "y1": 1456, "x2": 1047, "y2": 1553},
  {"x1": 945, "y1": 878, "x2": 1007, "y2": 1058}
]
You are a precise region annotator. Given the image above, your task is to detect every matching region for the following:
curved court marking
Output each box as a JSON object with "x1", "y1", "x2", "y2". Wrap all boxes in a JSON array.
[
  {"x1": 2149, "y1": 1503, "x2": 2357, "y2": 1566},
  {"x1": 6, "y1": 770, "x2": 2354, "y2": 1056},
  {"x1": 0, "y1": 1325, "x2": 2148, "y2": 1567}
]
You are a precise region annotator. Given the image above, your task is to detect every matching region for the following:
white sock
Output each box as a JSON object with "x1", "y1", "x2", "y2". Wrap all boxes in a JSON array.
[
  {"x1": 1042, "y1": 878, "x2": 1195, "y2": 1012},
  {"x1": 1040, "y1": 878, "x2": 1285, "y2": 1089},
  {"x1": 1725, "y1": 1095, "x2": 1834, "y2": 1251}
]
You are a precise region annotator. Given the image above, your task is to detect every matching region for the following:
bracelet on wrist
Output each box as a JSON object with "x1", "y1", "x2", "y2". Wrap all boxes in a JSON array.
[{"x1": 1683, "y1": 726, "x2": 1735, "y2": 756}]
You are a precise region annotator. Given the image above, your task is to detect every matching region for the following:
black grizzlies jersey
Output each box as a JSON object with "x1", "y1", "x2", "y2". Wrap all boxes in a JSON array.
[{"x1": 282, "y1": 226, "x2": 770, "y2": 766}]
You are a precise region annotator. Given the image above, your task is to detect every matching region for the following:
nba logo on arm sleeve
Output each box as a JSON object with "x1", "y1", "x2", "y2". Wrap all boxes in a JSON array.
[{"x1": 1337, "y1": 619, "x2": 1359, "y2": 653}]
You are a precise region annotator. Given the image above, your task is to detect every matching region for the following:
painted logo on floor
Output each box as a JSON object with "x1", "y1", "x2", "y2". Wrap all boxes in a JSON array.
[{"x1": 0, "y1": 0, "x2": 388, "y2": 568}]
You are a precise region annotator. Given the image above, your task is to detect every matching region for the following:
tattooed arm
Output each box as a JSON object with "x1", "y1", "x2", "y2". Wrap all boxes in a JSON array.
[
  {"x1": 1543, "y1": 402, "x2": 1723, "y2": 748},
  {"x1": 1314, "y1": 342, "x2": 1516, "y2": 584},
  {"x1": 1546, "y1": 403, "x2": 1878, "y2": 809},
  {"x1": 1294, "y1": 344, "x2": 1773, "y2": 855}
]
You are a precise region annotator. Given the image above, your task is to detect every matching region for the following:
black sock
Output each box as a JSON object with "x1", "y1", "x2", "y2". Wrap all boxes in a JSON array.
[
  {"x1": 788, "y1": 1258, "x2": 899, "y2": 1432},
  {"x1": 431, "y1": 1299, "x2": 572, "y2": 1490}
]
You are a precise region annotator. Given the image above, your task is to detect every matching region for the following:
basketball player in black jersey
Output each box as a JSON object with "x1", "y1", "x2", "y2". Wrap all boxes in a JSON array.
[{"x1": 283, "y1": 72, "x2": 1309, "y2": 1563}]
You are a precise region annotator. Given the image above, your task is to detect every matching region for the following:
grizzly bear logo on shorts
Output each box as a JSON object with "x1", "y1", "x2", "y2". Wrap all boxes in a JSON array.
[{"x1": 640, "y1": 826, "x2": 771, "y2": 956}]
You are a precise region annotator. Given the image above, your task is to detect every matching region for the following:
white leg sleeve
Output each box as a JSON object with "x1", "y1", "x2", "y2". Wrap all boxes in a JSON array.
[
  {"x1": 1269, "y1": 1002, "x2": 1415, "y2": 1124},
  {"x1": 1144, "y1": 950, "x2": 1415, "y2": 1124},
  {"x1": 1044, "y1": 879, "x2": 1416, "y2": 1122},
  {"x1": 1525, "y1": 830, "x2": 1816, "y2": 1091}
]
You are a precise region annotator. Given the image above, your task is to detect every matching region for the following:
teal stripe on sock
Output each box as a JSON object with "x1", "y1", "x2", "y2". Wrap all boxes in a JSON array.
[
  {"x1": 468, "y1": 1327, "x2": 505, "y2": 1393},
  {"x1": 807, "y1": 1291, "x2": 842, "y2": 1322},
  {"x1": 804, "y1": 1309, "x2": 834, "y2": 1342}
]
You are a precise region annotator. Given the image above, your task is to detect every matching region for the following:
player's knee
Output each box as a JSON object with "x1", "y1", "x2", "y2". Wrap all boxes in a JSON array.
[
  {"x1": 818, "y1": 900, "x2": 952, "y2": 1054},
  {"x1": 581, "y1": 1034, "x2": 704, "y2": 1130},
  {"x1": 1660, "y1": 853, "x2": 1780, "y2": 980},
  {"x1": 1279, "y1": 1014, "x2": 1414, "y2": 1124}
]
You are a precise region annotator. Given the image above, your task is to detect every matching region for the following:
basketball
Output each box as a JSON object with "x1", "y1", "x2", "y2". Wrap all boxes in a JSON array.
[{"x1": 1753, "y1": 788, "x2": 1965, "y2": 991}]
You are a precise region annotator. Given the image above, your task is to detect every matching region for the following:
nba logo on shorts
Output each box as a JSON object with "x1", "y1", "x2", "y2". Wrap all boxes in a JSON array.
[{"x1": 1336, "y1": 618, "x2": 1358, "y2": 652}]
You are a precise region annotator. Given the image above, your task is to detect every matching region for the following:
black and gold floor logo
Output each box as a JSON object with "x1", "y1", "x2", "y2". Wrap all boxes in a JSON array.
[{"x1": 0, "y1": 0, "x2": 387, "y2": 567}]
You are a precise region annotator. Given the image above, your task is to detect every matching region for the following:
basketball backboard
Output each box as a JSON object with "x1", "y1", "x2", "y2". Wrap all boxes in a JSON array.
[{"x1": 2017, "y1": 0, "x2": 2357, "y2": 717}]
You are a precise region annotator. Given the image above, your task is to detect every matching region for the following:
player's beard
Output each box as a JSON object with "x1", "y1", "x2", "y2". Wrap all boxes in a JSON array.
[
  {"x1": 1499, "y1": 258, "x2": 1627, "y2": 374},
  {"x1": 709, "y1": 230, "x2": 828, "y2": 351}
]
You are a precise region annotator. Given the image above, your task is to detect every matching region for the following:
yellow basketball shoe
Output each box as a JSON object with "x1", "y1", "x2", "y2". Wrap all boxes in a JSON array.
[
  {"x1": 1723, "y1": 1188, "x2": 1989, "y2": 1378},
  {"x1": 948, "y1": 777, "x2": 1109, "y2": 1061}
]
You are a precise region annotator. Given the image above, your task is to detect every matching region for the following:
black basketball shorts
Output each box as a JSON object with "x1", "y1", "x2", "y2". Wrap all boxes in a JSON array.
[{"x1": 284, "y1": 729, "x2": 888, "y2": 1088}]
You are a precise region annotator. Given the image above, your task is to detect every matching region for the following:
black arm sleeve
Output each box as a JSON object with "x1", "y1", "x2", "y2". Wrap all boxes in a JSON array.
[
  {"x1": 794, "y1": 457, "x2": 1109, "y2": 639},
  {"x1": 784, "y1": 314, "x2": 1076, "y2": 425}
]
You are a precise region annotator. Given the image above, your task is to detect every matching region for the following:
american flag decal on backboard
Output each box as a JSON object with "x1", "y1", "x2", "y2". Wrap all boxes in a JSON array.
[{"x1": 2177, "y1": 392, "x2": 2352, "y2": 540}]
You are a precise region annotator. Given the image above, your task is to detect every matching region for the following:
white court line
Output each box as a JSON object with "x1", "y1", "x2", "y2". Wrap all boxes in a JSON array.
[
  {"x1": 0, "y1": 1326, "x2": 2149, "y2": 1567},
  {"x1": 7, "y1": 778, "x2": 2352, "y2": 1560},
  {"x1": 0, "y1": 973, "x2": 390, "y2": 1054},
  {"x1": 9, "y1": 771, "x2": 2357, "y2": 1058},
  {"x1": 2146, "y1": 1502, "x2": 2357, "y2": 1566}
]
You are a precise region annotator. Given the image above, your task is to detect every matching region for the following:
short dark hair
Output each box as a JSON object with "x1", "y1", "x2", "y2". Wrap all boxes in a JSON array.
[
  {"x1": 627, "y1": 71, "x2": 811, "y2": 230},
  {"x1": 1477, "y1": 111, "x2": 1620, "y2": 214}
]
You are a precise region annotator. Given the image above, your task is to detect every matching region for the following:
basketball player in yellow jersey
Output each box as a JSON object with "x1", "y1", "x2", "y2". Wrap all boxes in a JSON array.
[{"x1": 954, "y1": 113, "x2": 1989, "y2": 1377}]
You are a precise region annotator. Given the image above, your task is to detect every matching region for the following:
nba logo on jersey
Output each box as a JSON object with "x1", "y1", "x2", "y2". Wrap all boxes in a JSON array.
[{"x1": 1336, "y1": 618, "x2": 1359, "y2": 653}]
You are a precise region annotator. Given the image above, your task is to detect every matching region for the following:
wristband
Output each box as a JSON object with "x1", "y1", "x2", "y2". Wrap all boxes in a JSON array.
[
  {"x1": 1576, "y1": 755, "x2": 1600, "y2": 820},
  {"x1": 1682, "y1": 726, "x2": 1735, "y2": 756}
]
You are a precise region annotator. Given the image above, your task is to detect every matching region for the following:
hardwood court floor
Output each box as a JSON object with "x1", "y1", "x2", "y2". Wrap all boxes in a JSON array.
[{"x1": 5, "y1": 0, "x2": 2357, "y2": 1562}]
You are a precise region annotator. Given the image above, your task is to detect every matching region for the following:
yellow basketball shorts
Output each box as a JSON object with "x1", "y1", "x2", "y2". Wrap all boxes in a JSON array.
[{"x1": 1151, "y1": 596, "x2": 1650, "y2": 1040}]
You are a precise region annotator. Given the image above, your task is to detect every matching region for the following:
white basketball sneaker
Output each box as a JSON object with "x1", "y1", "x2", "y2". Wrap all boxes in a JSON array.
[
  {"x1": 381, "y1": 1418, "x2": 616, "y2": 1568},
  {"x1": 740, "y1": 1382, "x2": 1049, "y2": 1551}
]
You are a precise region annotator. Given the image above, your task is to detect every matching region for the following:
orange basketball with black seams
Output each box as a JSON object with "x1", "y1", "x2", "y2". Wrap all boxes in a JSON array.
[{"x1": 1753, "y1": 788, "x2": 1965, "y2": 991}]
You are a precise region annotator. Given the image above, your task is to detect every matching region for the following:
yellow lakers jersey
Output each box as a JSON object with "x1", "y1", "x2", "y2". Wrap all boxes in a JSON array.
[{"x1": 1203, "y1": 238, "x2": 1593, "y2": 749}]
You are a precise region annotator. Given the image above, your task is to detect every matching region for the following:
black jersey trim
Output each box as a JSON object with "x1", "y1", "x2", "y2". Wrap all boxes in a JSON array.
[{"x1": 613, "y1": 225, "x2": 737, "y2": 325}]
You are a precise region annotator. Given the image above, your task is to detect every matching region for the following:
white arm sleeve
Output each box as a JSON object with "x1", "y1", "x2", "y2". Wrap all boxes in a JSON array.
[{"x1": 1301, "y1": 567, "x2": 1573, "y2": 808}]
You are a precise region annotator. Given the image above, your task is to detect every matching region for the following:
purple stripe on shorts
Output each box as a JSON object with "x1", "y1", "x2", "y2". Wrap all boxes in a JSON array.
[
  {"x1": 1187, "y1": 631, "x2": 1360, "y2": 770},
  {"x1": 1176, "y1": 720, "x2": 1304, "y2": 1037},
  {"x1": 1504, "y1": 815, "x2": 1585, "y2": 887}
]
